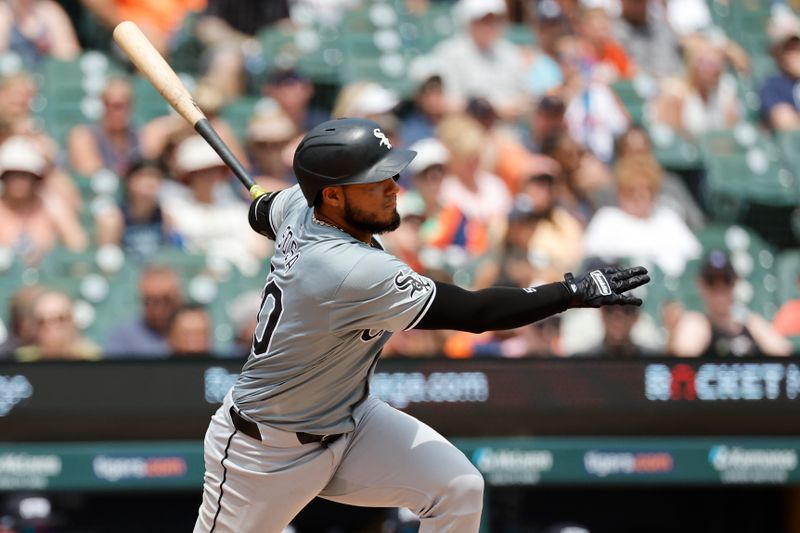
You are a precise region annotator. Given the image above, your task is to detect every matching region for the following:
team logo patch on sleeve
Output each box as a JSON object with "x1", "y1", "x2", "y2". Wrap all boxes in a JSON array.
[{"x1": 394, "y1": 271, "x2": 431, "y2": 298}]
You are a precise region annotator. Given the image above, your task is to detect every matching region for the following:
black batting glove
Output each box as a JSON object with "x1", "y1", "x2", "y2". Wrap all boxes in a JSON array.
[{"x1": 562, "y1": 266, "x2": 650, "y2": 308}]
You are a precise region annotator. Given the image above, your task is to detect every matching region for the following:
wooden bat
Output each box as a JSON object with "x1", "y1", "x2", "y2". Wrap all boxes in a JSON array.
[{"x1": 112, "y1": 20, "x2": 266, "y2": 199}]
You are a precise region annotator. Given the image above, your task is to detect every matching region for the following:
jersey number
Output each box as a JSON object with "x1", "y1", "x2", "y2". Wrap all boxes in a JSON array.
[{"x1": 253, "y1": 279, "x2": 283, "y2": 355}]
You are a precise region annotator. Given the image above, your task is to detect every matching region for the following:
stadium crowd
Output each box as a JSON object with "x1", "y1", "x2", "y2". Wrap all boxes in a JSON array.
[{"x1": 0, "y1": 0, "x2": 798, "y2": 361}]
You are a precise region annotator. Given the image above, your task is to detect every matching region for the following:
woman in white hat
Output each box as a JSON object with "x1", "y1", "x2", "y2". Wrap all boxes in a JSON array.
[{"x1": 0, "y1": 136, "x2": 87, "y2": 265}]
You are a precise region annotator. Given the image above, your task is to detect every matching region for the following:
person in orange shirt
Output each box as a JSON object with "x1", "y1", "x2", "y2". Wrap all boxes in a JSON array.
[
  {"x1": 82, "y1": 0, "x2": 205, "y2": 55},
  {"x1": 773, "y1": 272, "x2": 800, "y2": 340},
  {"x1": 579, "y1": 6, "x2": 635, "y2": 81}
]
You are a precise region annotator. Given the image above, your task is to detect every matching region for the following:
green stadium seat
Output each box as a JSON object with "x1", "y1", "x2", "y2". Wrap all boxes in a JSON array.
[
  {"x1": 698, "y1": 127, "x2": 798, "y2": 227},
  {"x1": 775, "y1": 249, "x2": 800, "y2": 304},
  {"x1": 505, "y1": 24, "x2": 537, "y2": 47},
  {"x1": 220, "y1": 96, "x2": 260, "y2": 144},
  {"x1": 611, "y1": 79, "x2": 646, "y2": 126},
  {"x1": 646, "y1": 123, "x2": 703, "y2": 172},
  {"x1": 131, "y1": 74, "x2": 171, "y2": 126}
]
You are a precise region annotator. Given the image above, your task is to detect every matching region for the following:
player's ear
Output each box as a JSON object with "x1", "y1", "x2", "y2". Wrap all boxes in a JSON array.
[{"x1": 321, "y1": 186, "x2": 344, "y2": 207}]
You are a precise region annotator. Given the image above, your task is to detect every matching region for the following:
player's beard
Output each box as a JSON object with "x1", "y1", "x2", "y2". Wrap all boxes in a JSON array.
[{"x1": 343, "y1": 202, "x2": 401, "y2": 234}]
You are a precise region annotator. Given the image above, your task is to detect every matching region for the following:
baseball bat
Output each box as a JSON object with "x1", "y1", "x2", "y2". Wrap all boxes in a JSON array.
[{"x1": 112, "y1": 20, "x2": 266, "y2": 199}]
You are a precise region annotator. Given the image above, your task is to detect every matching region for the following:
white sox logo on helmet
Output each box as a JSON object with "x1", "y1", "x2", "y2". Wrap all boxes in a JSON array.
[{"x1": 373, "y1": 128, "x2": 391, "y2": 149}]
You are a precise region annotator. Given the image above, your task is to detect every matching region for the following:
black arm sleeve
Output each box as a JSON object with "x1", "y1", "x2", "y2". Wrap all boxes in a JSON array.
[
  {"x1": 248, "y1": 192, "x2": 279, "y2": 240},
  {"x1": 414, "y1": 281, "x2": 572, "y2": 333}
]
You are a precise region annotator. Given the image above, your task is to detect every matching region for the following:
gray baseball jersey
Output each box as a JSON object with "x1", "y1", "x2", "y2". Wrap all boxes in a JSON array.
[{"x1": 232, "y1": 185, "x2": 437, "y2": 434}]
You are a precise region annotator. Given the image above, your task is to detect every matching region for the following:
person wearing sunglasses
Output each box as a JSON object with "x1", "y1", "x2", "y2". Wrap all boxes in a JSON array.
[
  {"x1": 14, "y1": 290, "x2": 99, "y2": 361},
  {"x1": 668, "y1": 250, "x2": 792, "y2": 357}
]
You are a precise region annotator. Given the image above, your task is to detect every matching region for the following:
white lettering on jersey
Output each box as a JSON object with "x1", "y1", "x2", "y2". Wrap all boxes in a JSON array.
[
  {"x1": 393, "y1": 271, "x2": 431, "y2": 298},
  {"x1": 277, "y1": 225, "x2": 301, "y2": 271},
  {"x1": 373, "y1": 128, "x2": 391, "y2": 149}
]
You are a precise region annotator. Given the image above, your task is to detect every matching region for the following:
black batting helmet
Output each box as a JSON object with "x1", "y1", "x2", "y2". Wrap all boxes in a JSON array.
[{"x1": 293, "y1": 118, "x2": 416, "y2": 207}]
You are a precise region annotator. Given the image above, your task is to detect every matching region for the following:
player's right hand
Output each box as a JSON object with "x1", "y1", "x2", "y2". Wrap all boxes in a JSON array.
[{"x1": 562, "y1": 266, "x2": 650, "y2": 308}]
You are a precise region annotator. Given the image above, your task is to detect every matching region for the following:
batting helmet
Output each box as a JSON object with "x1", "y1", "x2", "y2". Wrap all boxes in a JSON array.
[{"x1": 293, "y1": 118, "x2": 417, "y2": 207}]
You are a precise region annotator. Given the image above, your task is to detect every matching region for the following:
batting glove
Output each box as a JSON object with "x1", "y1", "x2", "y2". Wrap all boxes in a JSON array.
[{"x1": 563, "y1": 266, "x2": 650, "y2": 308}]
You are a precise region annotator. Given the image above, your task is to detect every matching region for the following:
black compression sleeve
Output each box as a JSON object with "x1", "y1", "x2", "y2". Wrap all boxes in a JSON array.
[
  {"x1": 248, "y1": 192, "x2": 278, "y2": 240},
  {"x1": 414, "y1": 281, "x2": 572, "y2": 333}
]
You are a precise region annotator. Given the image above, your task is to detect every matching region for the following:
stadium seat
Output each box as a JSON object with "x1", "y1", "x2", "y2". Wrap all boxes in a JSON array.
[
  {"x1": 775, "y1": 249, "x2": 800, "y2": 304},
  {"x1": 646, "y1": 122, "x2": 704, "y2": 172},
  {"x1": 611, "y1": 79, "x2": 646, "y2": 126},
  {"x1": 220, "y1": 96, "x2": 260, "y2": 144},
  {"x1": 698, "y1": 127, "x2": 798, "y2": 230},
  {"x1": 131, "y1": 74, "x2": 172, "y2": 126}
]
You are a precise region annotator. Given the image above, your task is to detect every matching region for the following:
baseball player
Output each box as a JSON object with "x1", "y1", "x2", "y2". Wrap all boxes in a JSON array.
[{"x1": 194, "y1": 118, "x2": 650, "y2": 533}]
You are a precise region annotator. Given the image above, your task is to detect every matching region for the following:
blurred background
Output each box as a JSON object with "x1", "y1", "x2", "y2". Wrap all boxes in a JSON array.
[{"x1": 0, "y1": 0, "x2": 799, "y2": 531}]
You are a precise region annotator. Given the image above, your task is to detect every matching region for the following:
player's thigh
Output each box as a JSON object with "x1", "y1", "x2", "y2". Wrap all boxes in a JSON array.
[
  {"x1": 195, "y1": 406, "x2": 334, "y2": 533},
  {"x1": 318, "y1": 397, "x2": 482, "y2": 511}
]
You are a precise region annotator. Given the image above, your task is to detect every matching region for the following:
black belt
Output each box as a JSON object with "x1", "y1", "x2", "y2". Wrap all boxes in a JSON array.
[{"x1": 229, "y1": 406, "x2": 343, "y2": 446}]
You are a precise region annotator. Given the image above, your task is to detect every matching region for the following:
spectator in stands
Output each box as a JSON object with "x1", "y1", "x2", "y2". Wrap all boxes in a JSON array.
[
  {"x1": 432, "y1": 0, "x2": 529, "y2": 120},
  {"x1": 579, "y1": 6, "x2": 635, "y2": 82},
  {"x1": 583, "y1": 154, "x2": 701, "y2": 277},
  {"x1": 0, "y1": 0, "x2": 80, "y2": 66},
  {"x1": 652, "y1": 38, "x2": 740, "y2": 139},
  {"x1": 542, "y1": 131, "x2": 613, "y2": 223},
  {"x1": 575, "y1": 304, "x2": 657, "y2": 357},
  {"x1": 400, "y1": 59, "x2": 449, "y2": 148},
  {"x1": 406, "y1": 137, "x2": 448, "y2": 219},
  {"x1": 15, "y1": 290, "x2": 100, "y2": 361},
  {"x1": 526, "y1": 0, "x2": 566, "y2": 98},
  {"x1": 471, "y1": 193, "x2": 545, "y2": 289},
  {"x1": 613, "y1": 0, "x2": 683, "y2": 79},
  {"x1": 167, "y1": 303, "x2": 213, "y2": 356},
  {"x1": 465, "y1": 97, "x2": 560, "y2": 196},
  {"x1": 444, "y1": 317, "x2": 562, "y2": 358},
  {"x1": 331, "y1": 81, "x2": 401, "y2": 137},
  {"x1": 668, "y1": 250, "x2": 792, "y2": 357},
  {"x1": 0, "y1": 285, "x2": 46, "y2": 357},
  {"x1": 246, "y1": 107, "x2": 297, "y2": 190},
  {"x1": 556, "y1": 35, "x2": 630, "y2": 163},
  {"x1": 68, "y1": 77, "x2": 140, "y2": 178},
  {"x1": 162, "y1": 135, "x2": 268, "y2": 275},
  {"x1": 139, "y1": 81, "x2": 245, "y2": 169},
  {"x1": 195, "y1": 0, "x2": 291, "y2": 99},
  {"x1": 94, "y1": 160, "x2": 178, "y2": 260},
  {"x1": 260, "y1": 67, "x2": 328, "y2": 134},
  {"x1": 519, "y1": 170, "x2": 584, "y2": 283},
  {"x1": 103, "y1": 264, "x2": 183, "y2": 357},
  {"x1": 0, "y1": 136, "x2": 87, "y2": 265},
  {"x1": 760, "y1": 13, "x2": 800, "y2": 131},
  {"x1": 0, "y1": 72, "x2": 79, "y2": 210},
  {"x1": 433, "y1": 113, "x2": 511, "y2": 256},
  {"x1": 773, "y1": 271, "x2": 800, "y2": 339},
  {"x1": 82, "y1": 0, "x2": 204, "y2": 56},
  {"x1": 522, "y1": 94, "x2": 567, "y2": 154},
  {"x1": 615, "y1": 126, "x2": 706, "y2": 230}
]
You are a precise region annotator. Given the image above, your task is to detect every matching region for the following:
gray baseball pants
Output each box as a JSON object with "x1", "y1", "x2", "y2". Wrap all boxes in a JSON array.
[{"x1": 193, "y1": 390, "x2": 484, "y2": 532}]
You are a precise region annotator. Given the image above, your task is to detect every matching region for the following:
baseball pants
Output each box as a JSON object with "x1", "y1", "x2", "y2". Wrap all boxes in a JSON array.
[{"x1": 193, "y1": 390, "x2": 484, "y2": 533}]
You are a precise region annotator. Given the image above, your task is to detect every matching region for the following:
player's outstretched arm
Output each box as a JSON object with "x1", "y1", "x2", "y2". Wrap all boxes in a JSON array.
[{"x1": 414, "y1": 266, "x2": 649, "y2": 334}]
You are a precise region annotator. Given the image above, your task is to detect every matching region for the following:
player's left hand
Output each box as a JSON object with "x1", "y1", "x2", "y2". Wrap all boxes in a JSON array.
[{"x1": 563, "y1": 266, "x2": 650, "y2": 308}]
